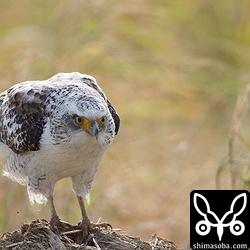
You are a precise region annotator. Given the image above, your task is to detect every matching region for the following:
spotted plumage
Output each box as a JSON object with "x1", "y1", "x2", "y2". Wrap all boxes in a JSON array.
[{"x1": 0, "y1": 72, "x2": 120, "y2": 235}]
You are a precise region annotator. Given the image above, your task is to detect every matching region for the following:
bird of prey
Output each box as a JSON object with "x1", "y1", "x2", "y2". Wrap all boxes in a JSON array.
[{"x1": 0, "y1": 72, "x2": 120, "y2": 237}]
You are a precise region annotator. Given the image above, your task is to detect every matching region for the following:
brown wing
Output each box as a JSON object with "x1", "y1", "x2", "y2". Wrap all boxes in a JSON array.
[{"x1": 0, "y1": 84, "x2": 48, "y2": 153}]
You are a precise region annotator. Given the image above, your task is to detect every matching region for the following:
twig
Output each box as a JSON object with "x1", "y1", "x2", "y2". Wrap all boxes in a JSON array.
[
  {"x1": 5, "y1": 241, "x2": 23, "y2": 248},
  {"x1": 97, "y1": 217, "x2": 102, "y2": 224},
  {"x1": 62, "y1": 229, "x2": 82, "y2": 235},
  {"x1": 93, "y1": 237, "x2": 102, "y2": 250}
]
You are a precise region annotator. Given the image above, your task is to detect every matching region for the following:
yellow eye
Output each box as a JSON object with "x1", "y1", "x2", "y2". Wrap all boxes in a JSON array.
[
  {"x1": 99, "y1": 116, "x2": 107, "y2": 125},
  {"x1": 75, "y1": 116, "x2": 84, "y2": 126}
]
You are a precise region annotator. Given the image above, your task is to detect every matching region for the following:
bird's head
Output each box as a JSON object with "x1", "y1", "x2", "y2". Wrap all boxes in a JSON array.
[
  {"x1": 65, "y1": 96, "x2": 110, "y2": 140},
  {"x1": 73, "y1": 115, "x2": 107, "y2": 139}
]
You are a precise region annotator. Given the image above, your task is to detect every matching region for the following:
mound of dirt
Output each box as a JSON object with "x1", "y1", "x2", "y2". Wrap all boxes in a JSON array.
[{"x1": 0, "y1": 218, "x2": 181, "y2": 250}]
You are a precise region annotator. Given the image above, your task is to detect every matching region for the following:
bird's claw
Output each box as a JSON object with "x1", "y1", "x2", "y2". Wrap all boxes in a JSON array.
[
  {"x1": 91, "y1": 221, "x2": 112, "y2": 230},
  {"x1": 50, "y1": 225, "x2": 60, "y2": 235},
  {"x1": 50, "y1": 218, "x2": 73, "y2": 234},
  {"x1": 78, "y1": 220, "x2": 112, "y2": 233},
  {"x1": 78, "y1": 220, "x2": 112, "y2": 244}
]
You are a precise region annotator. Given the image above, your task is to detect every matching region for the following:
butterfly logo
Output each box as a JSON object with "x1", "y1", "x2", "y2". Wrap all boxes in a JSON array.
[{"x1": 193, "y1": 193, "x2": 247, "y2": 241}]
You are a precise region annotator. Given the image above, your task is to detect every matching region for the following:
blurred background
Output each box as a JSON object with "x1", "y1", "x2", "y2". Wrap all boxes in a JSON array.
[{"x1": 0, "y1": 0, "x2": 250, "y2": 248}]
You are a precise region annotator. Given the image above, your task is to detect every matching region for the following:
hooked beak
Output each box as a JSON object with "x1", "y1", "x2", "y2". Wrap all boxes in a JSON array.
[{"x1": 90, "y1": 122, "x2": 99, "y2": 139}]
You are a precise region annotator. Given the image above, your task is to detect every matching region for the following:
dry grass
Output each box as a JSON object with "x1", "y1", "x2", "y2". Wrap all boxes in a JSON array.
[
  {"x1": 216, "y1": 84, "x2": 250, "y2": 190},
  {"x1": 0, "y1": 1, "x2": 250, "y2": 248},
  {"x1": 0, "y1": 219, "x2": 181, "y2": 249}
]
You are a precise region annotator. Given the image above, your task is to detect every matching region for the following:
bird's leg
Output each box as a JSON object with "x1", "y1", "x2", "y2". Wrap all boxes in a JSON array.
[
  {"x1": 48, "y1": 195, "x2": 72, "y2": 233},
  {"x1": 77, "y1": 196, "x2": 111, "y2": 237},
  {"x1": 77, "y1": 195, "x2": 92, "y2": 235},
  {"x1": 48, "y1": 195, "x2": 60, "y2": 227}
]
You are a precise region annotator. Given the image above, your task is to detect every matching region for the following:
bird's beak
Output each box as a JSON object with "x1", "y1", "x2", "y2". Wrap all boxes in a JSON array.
[{"x1": 90, "y1": 122, "x2": 99, "y2": 140}]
